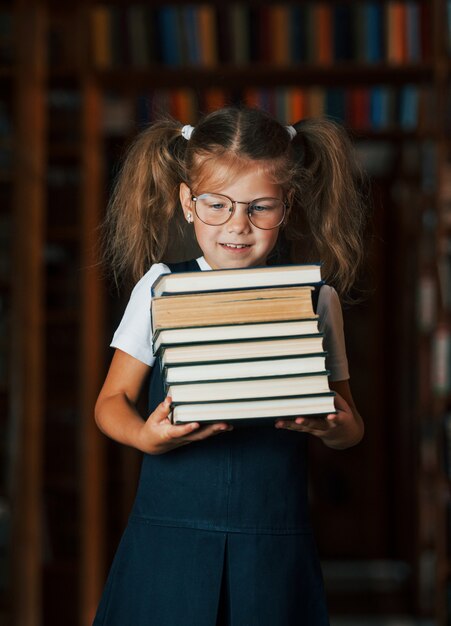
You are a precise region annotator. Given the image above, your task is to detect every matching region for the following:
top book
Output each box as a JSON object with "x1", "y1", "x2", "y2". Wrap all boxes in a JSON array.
[{"x1": 151, "y1": 263, "x2": 323, "y2": 297}]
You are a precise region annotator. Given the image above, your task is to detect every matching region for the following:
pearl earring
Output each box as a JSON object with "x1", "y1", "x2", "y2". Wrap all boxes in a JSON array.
[{"x1": 186, "y1": 212, "x2": 193, "y2": 223}]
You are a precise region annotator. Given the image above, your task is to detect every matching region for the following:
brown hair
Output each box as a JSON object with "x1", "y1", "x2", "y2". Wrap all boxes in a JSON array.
[{"x1": 103, "y1": 107, "x2": 368, "y2": 297}]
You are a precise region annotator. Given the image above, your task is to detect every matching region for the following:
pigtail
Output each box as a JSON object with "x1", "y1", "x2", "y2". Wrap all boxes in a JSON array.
[
  {"x1": 102, "y1": 118, "x2": 187, "y2": 287},
  {"x1": 288, "y1": 118, "x2": 368, "y2": 298}
]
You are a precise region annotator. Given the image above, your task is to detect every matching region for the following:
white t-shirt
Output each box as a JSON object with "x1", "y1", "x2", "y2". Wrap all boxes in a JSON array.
[{"x1": 111, "y1": 256, "x2": 350, "y2": 381}]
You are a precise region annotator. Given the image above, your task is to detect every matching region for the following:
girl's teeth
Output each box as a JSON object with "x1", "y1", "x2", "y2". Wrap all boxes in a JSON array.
[{"x1": 224, "y1": 244, "x2": 248, "y2": 248}]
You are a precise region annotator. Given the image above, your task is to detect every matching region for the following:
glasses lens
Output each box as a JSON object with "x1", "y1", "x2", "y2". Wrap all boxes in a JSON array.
[
  {"x1": 248, "y1": 198, "x2": 285, "y2": 229},
  {"x1": 195, "y1": 193, "x2": 233, "y2": 225}
]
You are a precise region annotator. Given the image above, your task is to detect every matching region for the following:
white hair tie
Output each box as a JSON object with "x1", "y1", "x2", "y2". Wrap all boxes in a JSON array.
[
  {"x1": 286, "y1": 125, "x2": 297, "y2": 140},
  {"x1": 181, "y1": 125, "x2": 195, "y2": 140}
]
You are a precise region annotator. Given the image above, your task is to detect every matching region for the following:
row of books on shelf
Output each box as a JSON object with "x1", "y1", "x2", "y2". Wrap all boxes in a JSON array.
[
  {"x1": 149, "y1": 264, "x2": 335, "y2": 424},
  {"x1": 90, "y1": 2, "x2": 431, "y2": 69},
  {"x1": 101, "y1": 85, "x2": 435, "y2": 136}
]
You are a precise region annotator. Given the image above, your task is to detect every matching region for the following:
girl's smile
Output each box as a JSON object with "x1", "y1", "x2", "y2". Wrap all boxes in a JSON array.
[{"x1": 220, "y1": 243, "x2": 250, "y2": 248}]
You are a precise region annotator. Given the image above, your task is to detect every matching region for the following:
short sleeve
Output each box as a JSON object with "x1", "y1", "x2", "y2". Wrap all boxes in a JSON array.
[
  {"x1": 110, "y1": 263, "x2": 170, "y2": 366},
  {"x1": 317, "y1": 285, "x2": 350, "y2": 382}
]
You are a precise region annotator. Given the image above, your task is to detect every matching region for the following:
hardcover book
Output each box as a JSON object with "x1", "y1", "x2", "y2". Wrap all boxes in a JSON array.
[
  {"x1": 151, "y1": 263, "x2": 322, "y2": 297},
  {"x1": 171, "y1": 394, "x2": 336, "y2": 425},
  {"x1": 160, "y1": 334, "x2": 325, "y2": 367},
  {"x1": 164, "y1": 353, "x2": 328, "y2": 384},
  {"x1": 153, "y1": 318, "x2": 320, "y2": 354},
  {"x1": 151, "y1": 286, "x2": 317, "y2": 335},
  {"x1": 167, "y1": 373, "x2": 331, "y2": 403}
]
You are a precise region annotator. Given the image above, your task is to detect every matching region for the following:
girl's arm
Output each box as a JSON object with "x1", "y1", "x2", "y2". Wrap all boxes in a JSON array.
[
  {"x1": 275, "y1": 379, "x2": 364, "y2": 450},
  {"x1": 95, "y1": 349, "x2": 232, "y2": 455}
]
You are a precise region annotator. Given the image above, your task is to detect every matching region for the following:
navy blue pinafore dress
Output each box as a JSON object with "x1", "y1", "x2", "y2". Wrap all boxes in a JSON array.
[{"x1": 93, "y1": 260, "x2": 330, "y2": 626}]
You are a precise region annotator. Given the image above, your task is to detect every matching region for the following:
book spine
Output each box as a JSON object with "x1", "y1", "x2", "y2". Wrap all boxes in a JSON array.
[
  {"x1": 325, "y1": 88, "x2": 346, "y2": 124},
  {"x1": 91, "y1": 6, "x2": 112, "y2": 69},
  {"x1": 365, "y1": 2, "x2": 384, "y2": 63},
  {"x1": 158, "y1": 7, "x2": 180, "y2": 66},
  {"x1": 269, "y1": 5, "x2": 290, "y2": 65},
  {"x1": 289, "y1": 6, "x2": 307, "y2": 63},
  {"x1": 405, "y1": 1, "x2": 421, "y2": 62},
  {"x1": 127, "y1": 6, "x2": 149, "y2": 67},
  {"x1": 229, "y1": 5, "x2": 249, "y2": 65},
  {"x1": 204, "y1": 88, "x2": 227, "y2": 114},
  {"x1": 197, "y1": 5, "x2": 218, "y2": 67},
  {"x1": 399, "y1": 85, "x2": 419, "y2": 131},
  {"x1": 333, "y1": 4, "x2": 353, "y2": 62},
  {"x1": 386, "y1": 2, "x2": 407, "y2": 64},
  {"x1": 315, "y1": 3, "x2": 333, "y2": 64}
]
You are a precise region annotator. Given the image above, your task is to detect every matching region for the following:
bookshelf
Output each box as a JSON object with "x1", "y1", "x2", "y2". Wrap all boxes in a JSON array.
[
  {"x1": 3, "y1": 0, "x2": 451, "y2": 625},
  {"x1": 0, "y1": 1, "x2": 12, "y2": 622}
]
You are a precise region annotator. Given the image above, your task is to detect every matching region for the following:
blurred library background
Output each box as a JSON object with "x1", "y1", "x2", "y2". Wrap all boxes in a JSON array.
[{"x1": 1, "y1": 0, "x2": 451, "y2": 625}]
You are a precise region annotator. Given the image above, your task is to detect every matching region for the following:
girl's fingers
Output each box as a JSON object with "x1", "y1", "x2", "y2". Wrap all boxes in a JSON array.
[
  {"x1": 168, "y1": 422, "x2": 201, "y2": 438},
  {"x1": 153, "y1": 397, "x2": 232, "y2": 442},
  {"x1": 276, "y1": 414, "x2": 338, "y2": 434},
  {"x1": 168, "y1": 421, "x2": 232, "y2": 442},
  {"x1": 150, "y1": 396, "x2": 173, "y2": 423},
  {"x1": 185, "y1": 422, "x2": 231, "y2": 441}
]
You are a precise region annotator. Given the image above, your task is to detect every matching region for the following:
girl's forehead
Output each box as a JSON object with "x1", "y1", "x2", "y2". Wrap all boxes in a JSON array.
[{"x1": 192, "y1": 158, "x2": 279, "y2": 191}]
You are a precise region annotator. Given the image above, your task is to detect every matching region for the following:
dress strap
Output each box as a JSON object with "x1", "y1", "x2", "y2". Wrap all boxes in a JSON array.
[{"x1": 166, "y1": 259, "x2": 201, "y2": 273}]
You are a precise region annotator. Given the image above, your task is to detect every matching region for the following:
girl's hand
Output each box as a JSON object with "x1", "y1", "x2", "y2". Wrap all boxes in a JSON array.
[
  {"x1": 274, "y1": 390, "x2": 363, "y2": 450},
  {"x1": 138, "y1": 396, "x2": 233, "y2": 455}
]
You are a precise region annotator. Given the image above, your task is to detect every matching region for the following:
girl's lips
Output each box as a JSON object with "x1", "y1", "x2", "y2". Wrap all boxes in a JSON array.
[{"x1": 219, "y1": 243, "x2": 251, "y2": 249}]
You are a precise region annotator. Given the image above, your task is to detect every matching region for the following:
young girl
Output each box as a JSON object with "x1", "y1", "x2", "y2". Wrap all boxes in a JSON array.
[{"x1": 93, "y1": 107, "x2": 366, "y2": 626}]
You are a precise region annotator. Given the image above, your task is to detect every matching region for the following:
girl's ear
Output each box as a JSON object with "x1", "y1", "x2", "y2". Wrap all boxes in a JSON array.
[{"x1": 179, "y1": 182, "x2": 192, "y2": 217}]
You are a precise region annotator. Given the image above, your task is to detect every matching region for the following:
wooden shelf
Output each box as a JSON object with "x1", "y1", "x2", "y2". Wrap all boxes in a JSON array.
[
  {"x1": 89, "y1": 63, "x2": 436, "y2": 90},
  {"x1": 48, "y1": 62, "x2": 436, "y2": 88}
]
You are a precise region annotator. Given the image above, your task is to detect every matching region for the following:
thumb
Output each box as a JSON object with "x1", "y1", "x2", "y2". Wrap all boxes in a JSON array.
[{"x1": 150, "y1": 396, "x2": 172, "y2": 423}]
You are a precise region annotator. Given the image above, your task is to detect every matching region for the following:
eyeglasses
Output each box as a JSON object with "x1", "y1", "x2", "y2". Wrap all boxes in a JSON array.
[{"x1": 191, "y1": 193, "x2": 287, "y2": 230}]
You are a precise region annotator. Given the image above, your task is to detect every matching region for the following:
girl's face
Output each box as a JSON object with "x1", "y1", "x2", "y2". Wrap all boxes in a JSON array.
[{"x1": 180, "y1": 165, "x2": 283, "y2": 270}]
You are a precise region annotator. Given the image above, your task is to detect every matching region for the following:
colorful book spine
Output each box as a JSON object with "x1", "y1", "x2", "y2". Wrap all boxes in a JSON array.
[
  {"x1": 406, "y1": 1, "x2": 421, "y2": 62},
  {"x1": 158, "y1": 7, "x2": 181, "y2": 66},
  {"x1": 315, "y1": 3, "x2": 333, "y2": 64},
  {"x1": 197, "y1": 4, "x2": 218, "y2": 67},
  {"x1": 365, "y1": 2, "x2": 384, "y2": 63},
  {"x1": 269, "y1": 5, "x2": 291, "y2": 65},
  {"x1": 91, "y1": 6, "x2": 112, "y2": 68},
  {"x1": 386, "y1": 2, "x2": 407, "y2": 64}
]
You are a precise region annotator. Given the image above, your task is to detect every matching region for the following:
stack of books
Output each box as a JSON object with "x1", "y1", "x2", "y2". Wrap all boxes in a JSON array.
[{"x1": 150, "y1": 264, "x2": 336, "y2": 425}]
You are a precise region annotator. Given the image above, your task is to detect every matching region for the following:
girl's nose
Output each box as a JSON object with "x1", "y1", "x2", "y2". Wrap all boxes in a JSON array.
[{"x1": 227, "y1": 205, "x2": 251, "y2": 234}]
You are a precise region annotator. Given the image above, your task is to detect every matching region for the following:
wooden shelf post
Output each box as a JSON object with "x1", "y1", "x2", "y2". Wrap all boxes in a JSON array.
[{"x1": 10, "y1": 1, "x2": 47, "y2": 625}]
